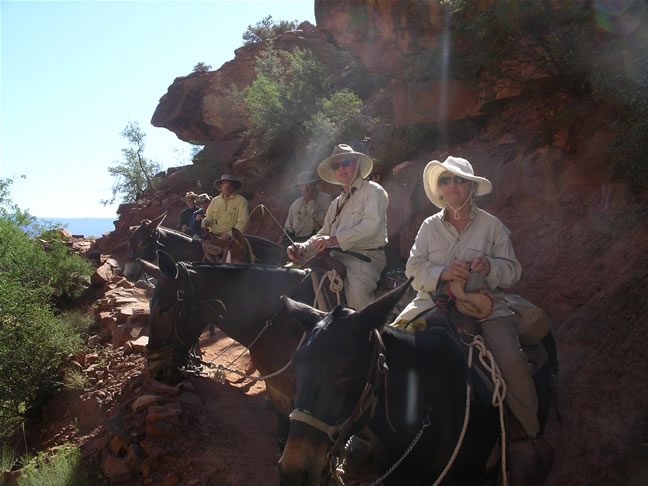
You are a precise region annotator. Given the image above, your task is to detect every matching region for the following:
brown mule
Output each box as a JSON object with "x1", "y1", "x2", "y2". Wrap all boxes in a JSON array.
[{"x1": 201, "y1": 228, "x2": 255, "y2": 264}]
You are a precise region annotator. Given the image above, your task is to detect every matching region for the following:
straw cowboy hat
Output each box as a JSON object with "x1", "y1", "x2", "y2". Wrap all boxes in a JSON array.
[
  {"x1": 195, "y1": 193, "x2": 212, "y2": 203},
  {"x1": 213, "y1": 174, "x2": 242, "y2": 191},
  {"x1": 295, "y1": 171, "x2": 320, "y2": 186},
  {"x1": 317, "y1": 144, "x2": 373, "y2": 185},
  {"x1": 423, "y1": 156, "x2": 492, "y2": 209},
  {"x1": 181, "y1": 191, "x2": 199, "y2": 201}
]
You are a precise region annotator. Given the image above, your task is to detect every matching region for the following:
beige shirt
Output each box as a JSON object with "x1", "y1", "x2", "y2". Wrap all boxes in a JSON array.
[
  {"x1": 304, "y1": 178, "x2": 388, "y2": 253},
  {"x1": 205, "y1": 193, "x2": 249, "y2": 234},
  {"x1": 405, "y1": 205, "x2": 521, "y2": 319},
  {"x1": 284, "y1": 190, "x2": 332, "y2": 238}
]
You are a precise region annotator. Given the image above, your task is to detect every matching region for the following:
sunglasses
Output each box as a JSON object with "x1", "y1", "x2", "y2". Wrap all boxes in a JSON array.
[
  {"x1": 331, "y1": 159, "x2": 356, "y2": 171},
  {"x1": 438, "y1": 176, "x2": 470, "y2": 185}
]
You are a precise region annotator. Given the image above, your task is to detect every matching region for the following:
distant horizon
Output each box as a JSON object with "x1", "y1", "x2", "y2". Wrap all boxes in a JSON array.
[{"x1": 34, "y1": 216, "x2": 116, "y2": 238}]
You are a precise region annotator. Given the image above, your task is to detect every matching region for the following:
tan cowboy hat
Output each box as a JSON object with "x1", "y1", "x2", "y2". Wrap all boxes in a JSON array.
[
  {"x1": 423, "y1": 156, "x2": 492, "y2": 209},
  {"x1": 295, "y1": 171, "x2": 320, "y2": 186},
  {"x1": 213, "y1": 174, "x2": 242, "y2": 191},
  {"x1": 317, "y1": 144, "x2": 373, "y2": 185},
  {"x1": 195, "y1": 193, "x2": 211, "y2": 203},
  {"x1": 181, "y1": 191, "x2": 199, "y2": 201}
]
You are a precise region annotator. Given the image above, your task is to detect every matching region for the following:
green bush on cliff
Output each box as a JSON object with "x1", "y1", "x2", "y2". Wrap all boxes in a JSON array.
[
  {"x1": 0, "y1": 179, "x2": 91, "y2": 438},
  {"x1": 242, "y1": 15, "x2": 299, "y2": 45},
  {"x1": 244, "y1": 44, "x2": 376, "y2": 163}
]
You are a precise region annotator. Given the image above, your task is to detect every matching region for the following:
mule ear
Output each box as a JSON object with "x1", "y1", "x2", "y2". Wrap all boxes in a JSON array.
[
  {"x1": 230, "y1": 227, "x2": 245, "y2": 245},
  {"x1": 157, "y1": 250, "x2": 178, "y2": 280},
  {"x1": 282, "y1": 295, "x2": 326, "y2": 333},
  {"x1": 355, "y1": 277, "x2": 413, "y2": 332},
  {"x1": 150, "y1": 212, "x2": 167, "y2": 230}
]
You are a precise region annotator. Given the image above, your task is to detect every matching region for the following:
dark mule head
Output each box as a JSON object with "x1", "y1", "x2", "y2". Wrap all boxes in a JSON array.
[
  {"x1": 128, "y1": 212, "x2": 167, "y2": 263},
  {"x1": 278, "y1": 280, "x2": 411, "y2": 486},
  {"x1": 146, "y1": 250, "x2": 204, "y2": 381}
]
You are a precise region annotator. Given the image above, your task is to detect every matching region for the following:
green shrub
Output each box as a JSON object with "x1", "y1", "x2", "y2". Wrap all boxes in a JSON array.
[
  {"x1": 0, "y1": 305, "x2": 83, "y2": 437},
  {"x1": 244, "y1": 44, "x2": 376, "y2": 164},
  {"x1": 17, "y1": 445, "x2": 91, "y2": 486},
  {"x1": 304, "y1": 89, "x2": 377, "y2": 161},
  {"x1": 0, "y1": 181, "x2": 93, "y2": 437},
  {"x1": 242, "y1": 15, "x2": 299, "y2": 45}
]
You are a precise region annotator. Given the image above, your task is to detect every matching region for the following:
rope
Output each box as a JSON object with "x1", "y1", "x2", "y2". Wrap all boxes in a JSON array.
[
  {"x1": 469, "y1": 335, "x2": 509, "y2": 486},
  {"x1": 249, "y1": 203, "x2": 296, "y2": 246},
  {"x1": 362, "y1": 336, "x2": 509, "y2": 486},
  {"x1": 313, "y1": 269, "x2": 344, "y2": 307}
]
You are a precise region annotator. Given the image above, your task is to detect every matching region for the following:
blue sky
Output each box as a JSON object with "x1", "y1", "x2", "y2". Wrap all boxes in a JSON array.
[{"x1": 1, "y1": 0, "x2": 316, "y2": 218}]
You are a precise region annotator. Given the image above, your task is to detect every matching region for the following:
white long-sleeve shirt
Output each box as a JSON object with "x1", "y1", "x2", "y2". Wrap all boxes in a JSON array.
[
  {"x1": 284, "y1": 190, "x2": 332, "y2": 238},
  {"x1": 304, "y1": 178, "x2": 388, "y2": 253},
  {"x1": 401, "y1": 205, "x2": 521, "y2": 321}
]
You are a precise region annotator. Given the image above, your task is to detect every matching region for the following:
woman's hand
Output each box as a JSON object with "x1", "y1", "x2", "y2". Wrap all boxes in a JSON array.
[
  {"x1": 440, "y1": 260, "x2": 472, "y2": 282},
  {"x1": 311, "y1": 235, "x2": 338, "y2": 252},
  {"x1": 469, "y1": 256, "x2": 491, "y2": 275}
]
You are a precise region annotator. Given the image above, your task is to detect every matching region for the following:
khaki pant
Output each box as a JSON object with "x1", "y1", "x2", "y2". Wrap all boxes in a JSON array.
[
  {"x1": 482, "y1": 317, "x2": 539, "y2": 437},
  {"x1": 333, "y1": 250, "x2": 386, "y2": 310}
]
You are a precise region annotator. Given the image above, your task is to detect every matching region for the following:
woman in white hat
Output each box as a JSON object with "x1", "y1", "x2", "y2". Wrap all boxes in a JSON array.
[
  {"x1": 282, "y1": 171, "x2": 333, "y2": 243},
  {"x1": 287, "y1": 144, "x2": 389, "y2": 310},
  {"x1": 391, "y1": 155, "x2": 550, "y2": 469}
]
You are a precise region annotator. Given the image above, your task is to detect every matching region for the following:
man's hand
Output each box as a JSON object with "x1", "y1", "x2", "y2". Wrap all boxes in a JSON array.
[
  {"x1": 287, "y1": 243, "x2": 306, "y2": 261},
  {"x1": 311, "y1": 235, "x2": 338, "y2": 252}
]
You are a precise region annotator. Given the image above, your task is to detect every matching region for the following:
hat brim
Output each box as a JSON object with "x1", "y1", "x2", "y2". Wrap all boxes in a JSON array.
[
  {"x1": 214, "y1": 180, "x2": 242, "y2": 191},
  {"x1": 317, "y1": 151, "x2": 373, "y2": 185},
  {"x1": 295, "y1": 177, "x2": 320, "y2": 186},
  {"x1": 423, "y1": 161, "x2": 492, "y2": 209}
]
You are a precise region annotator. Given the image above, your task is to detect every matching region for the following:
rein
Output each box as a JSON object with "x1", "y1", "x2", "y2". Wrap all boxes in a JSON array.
[{"x1": 167, "y1": 263, "x2": 310, "y2": 383}]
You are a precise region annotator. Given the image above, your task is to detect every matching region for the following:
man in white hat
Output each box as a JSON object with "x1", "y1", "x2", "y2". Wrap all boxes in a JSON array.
[
  {"x1": 391, "y1": 155, "x2": 552, "y2": 476},
  {"x1": 202, "y1": 175, "x2": 249, "y2": 261},
  {"x1": 179, "y1": 191, "x2": 198, "y2": 234},
  {"x1": 287, "y1": 144, "x2": 388, "y2": 310},
  {"x1": 283, "y1": 171, "x2": 332, "y2": 243}
]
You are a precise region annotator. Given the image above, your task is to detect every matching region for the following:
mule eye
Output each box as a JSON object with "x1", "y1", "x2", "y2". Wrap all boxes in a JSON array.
[{"x1": 159, "y1": 305, "x2": 171, "y2": 314}]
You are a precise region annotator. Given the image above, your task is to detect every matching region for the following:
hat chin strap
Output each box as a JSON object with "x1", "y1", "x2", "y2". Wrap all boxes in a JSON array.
[{"x1": 445, "y1": 187, "x2": 475, "y2": 220}]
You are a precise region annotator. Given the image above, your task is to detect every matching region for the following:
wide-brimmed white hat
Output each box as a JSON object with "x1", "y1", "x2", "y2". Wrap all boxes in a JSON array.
[
  {"x1": 295, "y1": 171, "x2": 320, "y2": 186},
  {"x1": 213, "y1": 174, "x2": 242, "y2": 191},
  {"x1": 423, "y1": 156, "x2": 492, "y2": 209},
  {"x1": 317, "y1": 144, "x2": 373, "y2": 185},
  {"x1": 181, "y1": 191, "x2": 199, "y2": 201},
  {"x1": 195, "y1": 193, "x2": 211, "y2": 203}
]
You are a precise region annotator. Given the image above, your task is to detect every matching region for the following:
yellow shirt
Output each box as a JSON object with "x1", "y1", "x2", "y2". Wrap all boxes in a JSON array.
[{"x1": 205, "y1": 193, "x2": 249, "y2": 234}]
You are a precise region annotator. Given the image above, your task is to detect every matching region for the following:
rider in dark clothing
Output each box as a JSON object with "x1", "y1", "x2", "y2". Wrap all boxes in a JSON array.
[
  {"x1": 179, "y1": 192, "x2": 198, "y2": 235},
  {"x1": 190, "y1": 193, "x2": 212, "y2": 238}
]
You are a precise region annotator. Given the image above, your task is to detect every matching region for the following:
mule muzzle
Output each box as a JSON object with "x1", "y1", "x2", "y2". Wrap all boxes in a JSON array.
[{"x1": 146, "y1": 344, "x2": 177, "y2": 382}]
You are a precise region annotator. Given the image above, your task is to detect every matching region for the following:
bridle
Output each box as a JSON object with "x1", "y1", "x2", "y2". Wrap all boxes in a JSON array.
[
  {"x1": 288, "y1": 329, "x2": 392, "y2": 471},
  {"x1": 146, "y1": 261, "x2": 204, "y2": 375}
]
